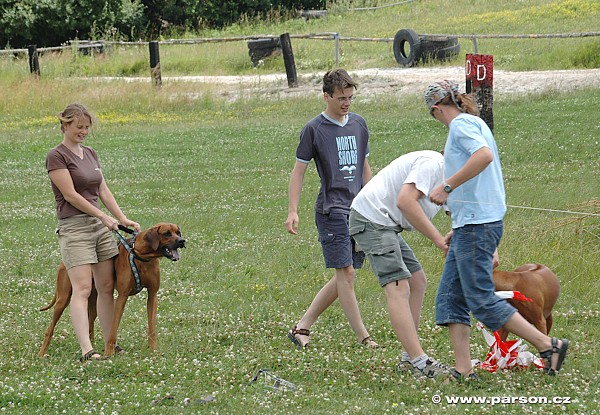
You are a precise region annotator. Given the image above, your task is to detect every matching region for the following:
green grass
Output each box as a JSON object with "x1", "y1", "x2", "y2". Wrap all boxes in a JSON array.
[
  {"x1": 0, "y1": 0, "x2": 599, "y2": 79},
  {"x1": 0, "y1": 1, "x2": 598, "y2": 413},
  {"x1": 0, "y1": 85, "x2": 598, "y2": 414}
]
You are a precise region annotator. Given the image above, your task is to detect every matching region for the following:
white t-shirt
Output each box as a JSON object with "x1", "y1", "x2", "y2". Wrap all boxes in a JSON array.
[{"x1": 351, "y1": 150, "x2": 444, "y2": 230}]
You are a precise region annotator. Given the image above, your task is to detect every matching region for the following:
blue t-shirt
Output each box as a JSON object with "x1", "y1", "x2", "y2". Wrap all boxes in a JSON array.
[
  {"x1": 445, "y1": 113, "x2": 506, "y2": 228},
  {"x1": 296, "y1": 112, "x2": 370, "y2": 215}
]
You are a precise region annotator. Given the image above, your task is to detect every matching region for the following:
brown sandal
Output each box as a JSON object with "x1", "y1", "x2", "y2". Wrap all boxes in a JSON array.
[
  {"x1": 360, "y1": 336, "x2": 380, "y2": 349},
  {"x1": 287, "y1": 325, "x2": 310, "y2": 349}
]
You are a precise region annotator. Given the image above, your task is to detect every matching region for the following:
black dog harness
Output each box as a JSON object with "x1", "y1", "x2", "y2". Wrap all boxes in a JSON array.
[{"x1": 113, "y1": 225, "x2": 149, "y2": 295}]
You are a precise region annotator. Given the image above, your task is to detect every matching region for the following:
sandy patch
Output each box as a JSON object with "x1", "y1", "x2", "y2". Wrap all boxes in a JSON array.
[{"x1": 93, "y1": 66, "x2": 600, "y2": 101}]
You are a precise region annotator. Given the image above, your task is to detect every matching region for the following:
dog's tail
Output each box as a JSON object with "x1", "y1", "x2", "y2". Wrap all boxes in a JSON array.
[
  {"x1": 39, "y1": 292, "x2": 57, "y2": 311},
  {"x1": 40, "y1": 262, "x2": 69, "y2": 311}
]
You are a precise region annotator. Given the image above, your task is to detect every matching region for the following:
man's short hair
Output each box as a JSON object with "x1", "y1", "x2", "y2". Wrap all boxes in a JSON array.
[{"x1": 323, "y1": 68, "x2": 358, "y2": 96}]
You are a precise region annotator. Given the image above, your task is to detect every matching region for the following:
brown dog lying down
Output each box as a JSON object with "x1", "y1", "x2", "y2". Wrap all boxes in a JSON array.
[
  {"x1": 493, "y1": 264, "x2": 560, "y2": 341},
  {"x1": 38, "y1": 223, "x2": 185, "y2": 357}
]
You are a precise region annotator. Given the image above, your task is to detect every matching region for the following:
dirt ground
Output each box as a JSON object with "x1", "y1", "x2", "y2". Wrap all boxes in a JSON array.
[{"x1": 159, "y1": 66, "x2": 600, "y2": 101}]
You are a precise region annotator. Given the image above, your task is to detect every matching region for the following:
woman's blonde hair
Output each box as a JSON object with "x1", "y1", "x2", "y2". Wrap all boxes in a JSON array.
[{"x1": 58, "y1": 103, "x2": 94, "y2": 132}]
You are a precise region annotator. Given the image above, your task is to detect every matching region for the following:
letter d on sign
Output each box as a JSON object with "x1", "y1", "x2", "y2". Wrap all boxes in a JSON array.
[
  {"x1": 465, "y1": 54, "x2": 494, "y2": 132},
  {"x1": 466, "y1": 54, "x2": 493, "y2": 89},
  {"x1": 477, "y1": 64, "x2": 486, "y2": 81}
]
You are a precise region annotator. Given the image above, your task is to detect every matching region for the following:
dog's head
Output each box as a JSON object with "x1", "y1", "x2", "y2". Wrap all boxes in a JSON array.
[{"x1": 142, "y1": 223, "x2": 186, "y2": 261}]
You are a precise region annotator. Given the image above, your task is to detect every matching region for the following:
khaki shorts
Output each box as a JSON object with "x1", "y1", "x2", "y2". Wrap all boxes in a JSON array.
[
  {"x1": 56, "y1": 214, "x2": 118, "y2": 270},
  {"x1": 349, "y1": 210, "x2": 422, "y2": 287}
]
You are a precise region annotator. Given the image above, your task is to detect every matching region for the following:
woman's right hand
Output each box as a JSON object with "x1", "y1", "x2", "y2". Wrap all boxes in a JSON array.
[{"x1": 100, "y1": 214, "x2": 119, "y2": 231}]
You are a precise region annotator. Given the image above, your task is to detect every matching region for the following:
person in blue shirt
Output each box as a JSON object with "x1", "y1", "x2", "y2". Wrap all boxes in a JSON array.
[{"x1": 426, "y1": 80, "x2": 569, "y2": 379}]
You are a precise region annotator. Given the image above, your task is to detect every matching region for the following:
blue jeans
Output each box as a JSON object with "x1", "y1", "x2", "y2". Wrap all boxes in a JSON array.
[{"x1": 435, "y1": 221, "x2": 516, "y2": 331}]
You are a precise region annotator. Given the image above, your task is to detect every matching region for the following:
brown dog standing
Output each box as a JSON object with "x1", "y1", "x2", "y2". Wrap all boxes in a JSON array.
[
  {"x1": 38, "y1": 223, "x2": 185, "y2": 357},
  {"x1": 493, "y1": 264, "x2": 560, "y2": 341}
]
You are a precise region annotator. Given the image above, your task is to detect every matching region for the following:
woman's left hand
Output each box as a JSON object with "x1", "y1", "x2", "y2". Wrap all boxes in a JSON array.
[{"x1": 121, "y1": 218, "x2": 141, "y2": 232}]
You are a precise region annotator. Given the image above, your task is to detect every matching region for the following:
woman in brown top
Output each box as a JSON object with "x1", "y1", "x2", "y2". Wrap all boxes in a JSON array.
[{"x1": 46, "y1": 103, "x2": 140, "y2": 361}]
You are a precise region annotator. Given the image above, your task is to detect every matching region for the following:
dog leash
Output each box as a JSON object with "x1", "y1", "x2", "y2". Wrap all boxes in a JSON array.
[{"x1": 114, "y1": 225, "x2": 149, "y2": 295}]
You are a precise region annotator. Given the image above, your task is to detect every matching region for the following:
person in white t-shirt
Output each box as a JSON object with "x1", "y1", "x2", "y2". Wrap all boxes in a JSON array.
[{"x1": 349, "y1": 150, "x2": 451, "y2": 378}]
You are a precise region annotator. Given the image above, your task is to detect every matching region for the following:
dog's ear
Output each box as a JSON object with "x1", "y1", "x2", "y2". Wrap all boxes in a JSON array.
[{"x1": 144, "y1": 227, "x2": 161, "y2": 251}]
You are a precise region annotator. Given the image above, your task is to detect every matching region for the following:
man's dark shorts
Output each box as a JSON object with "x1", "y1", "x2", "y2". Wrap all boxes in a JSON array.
[{"x1": 315, "y1": 211, "x2": 364, "y2": 269}]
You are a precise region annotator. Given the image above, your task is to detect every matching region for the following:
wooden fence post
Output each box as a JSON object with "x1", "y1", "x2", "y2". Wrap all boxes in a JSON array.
[
  {"x1": 149, "y1": 41, "x2": 162, "y2": 88},
  {"x1": 334, "y1": 32, "x2": 340, "y2": 66},
  {"x1": 279, "y1": 33, "x2": 298, "y2": 88},
  {"x1": 465, "y1": 54, "x2": 494, "y2": 132},
  {"x1": 28, "y1": 45, "x2": 40, "y2": 78}
]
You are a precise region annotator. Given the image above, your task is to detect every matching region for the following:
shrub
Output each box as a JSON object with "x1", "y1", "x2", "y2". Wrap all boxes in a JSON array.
[
  {"x1": 0, "y1": 0, "x2": 325, "y2": 48},
  {"x1": 0, "y1": 0, "x2": 145, "y2": 48}
]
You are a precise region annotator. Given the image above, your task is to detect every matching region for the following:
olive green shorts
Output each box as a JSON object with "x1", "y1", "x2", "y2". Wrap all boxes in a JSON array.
[
  {"x1": 349, "y1": 210, "x2": 422, "y2": 287},
  {"x1": 56, "y1": 214, "x2": 118, "y2": 270}
]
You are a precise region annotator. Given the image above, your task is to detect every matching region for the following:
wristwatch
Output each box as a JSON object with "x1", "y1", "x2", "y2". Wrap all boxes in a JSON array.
[{"x1": 443, "y1": 182, "x2": 453, "y2": 193}]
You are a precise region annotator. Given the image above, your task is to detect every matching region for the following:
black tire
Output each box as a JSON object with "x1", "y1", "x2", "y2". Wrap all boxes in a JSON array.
[
  {"x1": 420, "y1": 35, "x2": 458, "y2": 51},
  {"x1": 393, "y1": 29, "x2": 422, "y2": 67},
  {"x1": 247, "y1": 38, "x2": 280, "y2": 51},
  {"x1": 420, "y1": 43, "x2": 460, "y2": 63},
  {"x1": 247, "y1": 38, "x2": 281, "y2": 66},
  {"x1": 437, "y1": 43, "x2": 460, "y2": 61},
  {"x1": 418, "y1": 36, "x2": 460, "y2": 63}
]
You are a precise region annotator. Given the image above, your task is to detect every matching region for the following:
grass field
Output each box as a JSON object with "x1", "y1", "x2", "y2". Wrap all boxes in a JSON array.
[
  {"x1": 0, "y1": 0, "x2": 599, "y2": 414},
  {"x1": 0, "y1": 83, "x2": 598, "y2": 414}
]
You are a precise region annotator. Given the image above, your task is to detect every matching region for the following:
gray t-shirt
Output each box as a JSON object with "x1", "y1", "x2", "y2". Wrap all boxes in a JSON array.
[{"x1": 296, "y1": 112, "x2": 370, "y2": 215}]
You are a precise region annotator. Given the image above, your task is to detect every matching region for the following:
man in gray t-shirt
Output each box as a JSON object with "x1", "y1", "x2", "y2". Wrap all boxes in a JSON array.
[
  {"x1": 285, "y1": 69, "x2": 378, "y2": 350},
  {"x1": 295, "y1": 111, "x2": 370, "y2": 215}
]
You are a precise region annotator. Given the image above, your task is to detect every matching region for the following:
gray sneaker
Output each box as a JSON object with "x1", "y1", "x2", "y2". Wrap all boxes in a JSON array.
[
  {"x1": 396, "y1": 359, "x2": 412, "y2": 374},
  {"x1": 415, "y1": 358, "x2": 451, "y2": 379}
]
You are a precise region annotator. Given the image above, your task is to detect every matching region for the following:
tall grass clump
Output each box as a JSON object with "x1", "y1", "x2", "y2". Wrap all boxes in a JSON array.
[{"x1": 570, "y1": 40, "x2": 600, "y2": 68}]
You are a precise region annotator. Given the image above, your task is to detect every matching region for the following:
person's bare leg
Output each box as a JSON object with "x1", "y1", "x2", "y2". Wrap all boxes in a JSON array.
[
  {"x1": 502, "y1": 312, "x2": 565, "y2": 370},
  {"x1": 407, "y1": 270, "x2": 426, "y2": 330},
  {"x1": 335, "y1": 265, "x2": 374, "y2": 344},
  {"x1": 385, "y1": 279, "x2": 423, "y2": 358},
  {"x1": 292, "y1": 275, "x2": 339, "y2": 347},
  {"x1": 449, "y1": 323, "x2": 473, "y2": 375},
  {"x1": 67, "y1": 264, "x2": 95, "y2": 355},
  {"x1": 92, "y1": 259, "x2": 115, "y2": 348}
]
